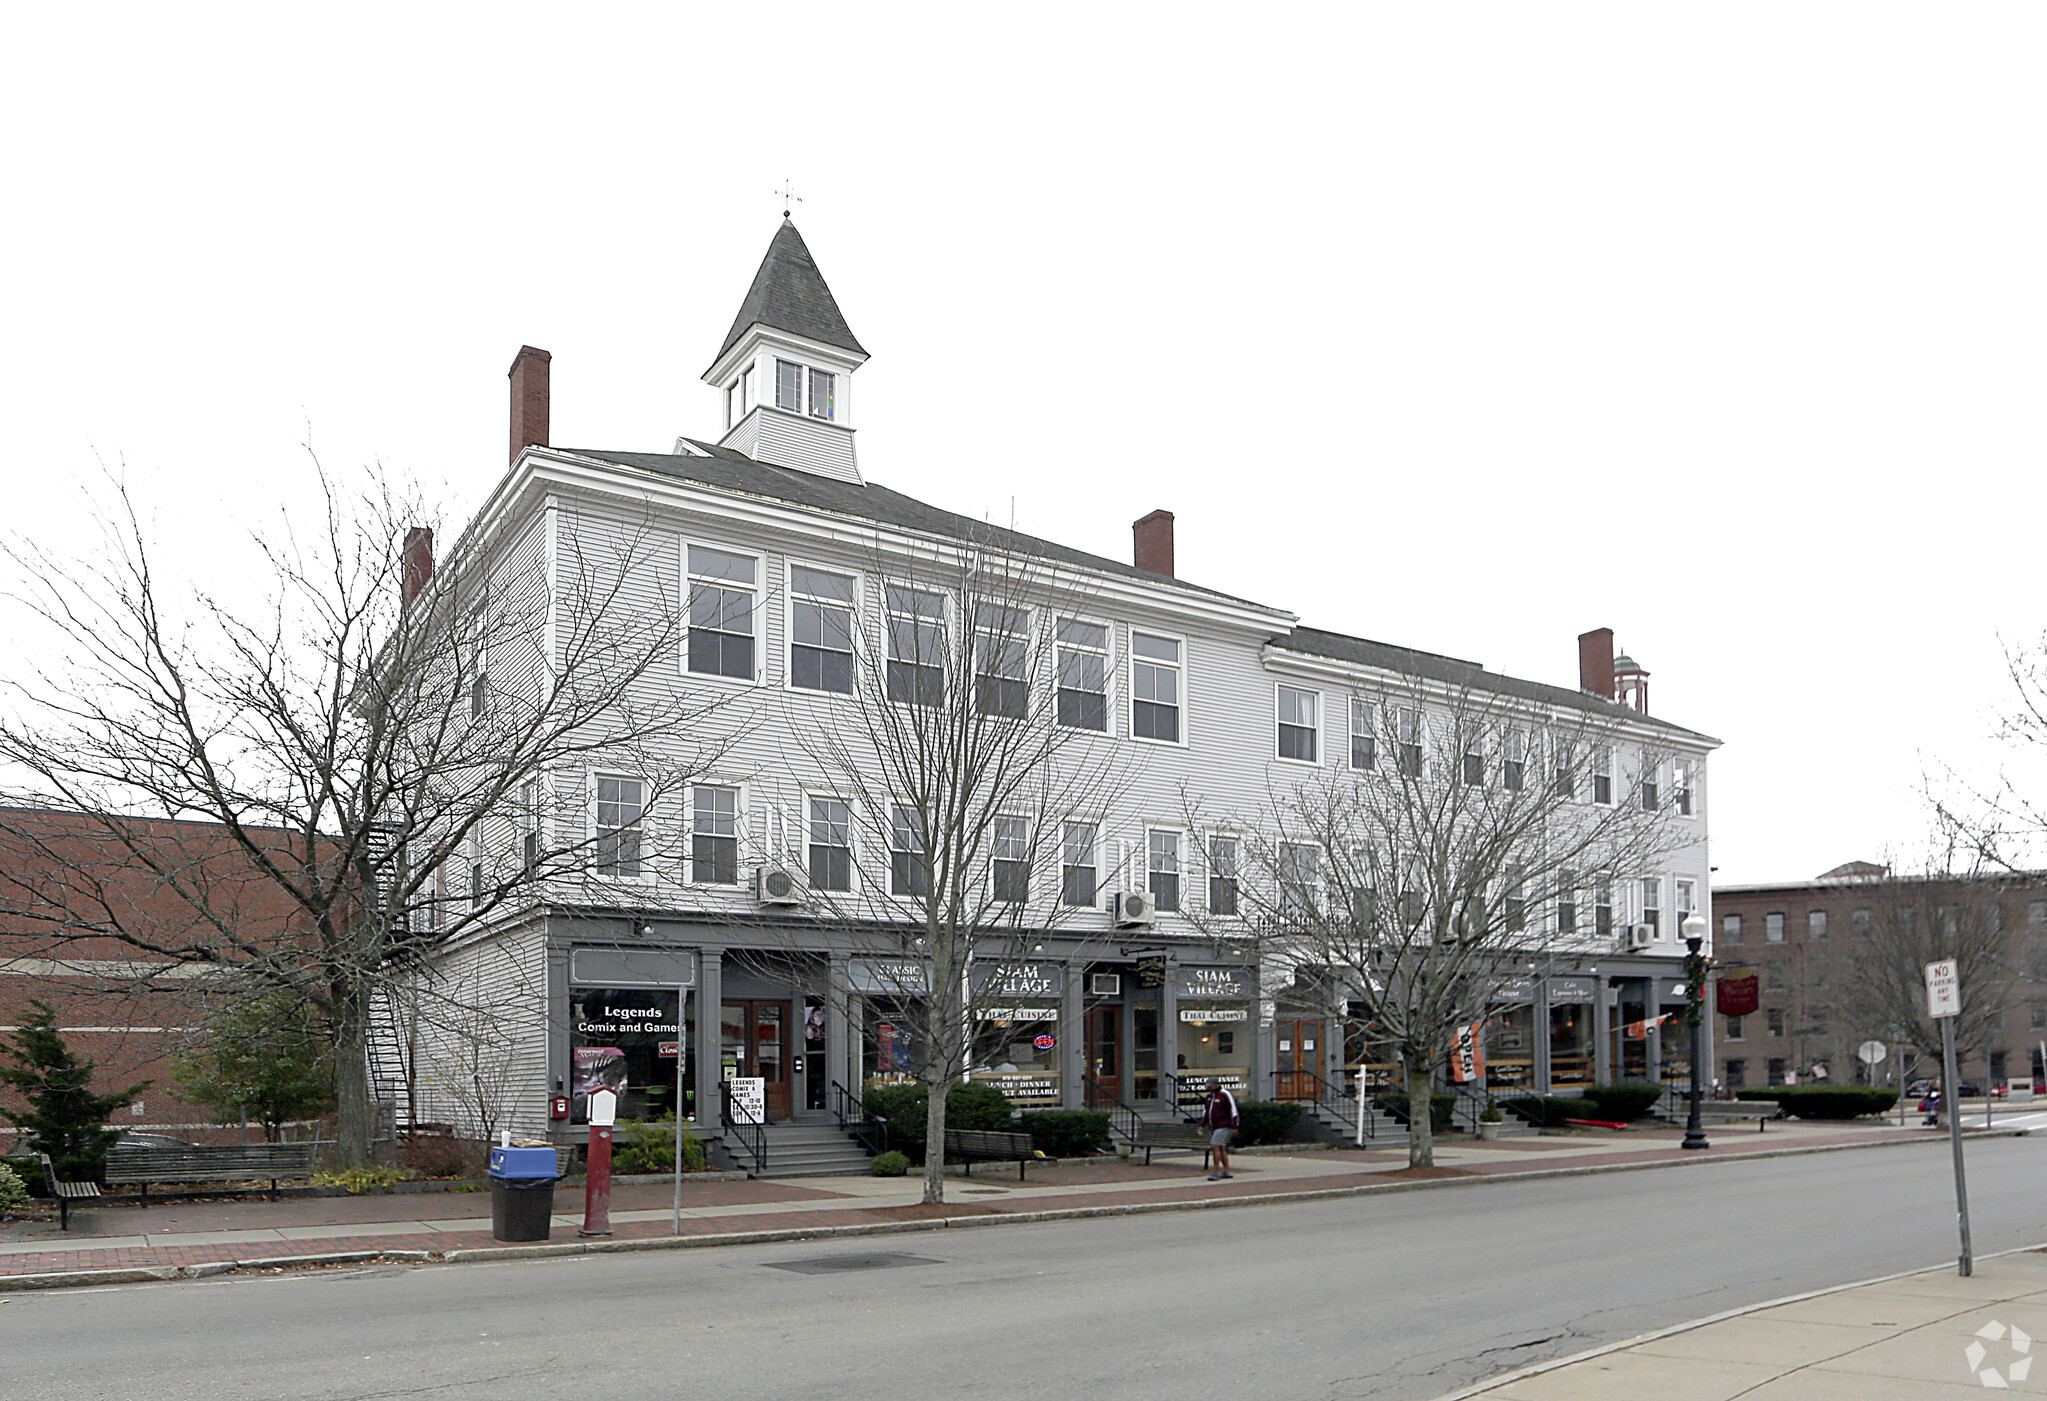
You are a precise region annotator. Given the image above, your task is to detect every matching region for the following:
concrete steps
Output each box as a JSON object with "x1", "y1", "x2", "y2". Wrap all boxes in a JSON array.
[{"x1": 752, "y1": 1121, "x2": 875, "y2": 1178}]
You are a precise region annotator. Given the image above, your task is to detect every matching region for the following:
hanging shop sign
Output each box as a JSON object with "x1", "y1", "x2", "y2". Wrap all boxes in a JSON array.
[
  {"x1": 1717, "y1": 967, "x2": 1760, "y2": 1017},
  {"x1": 1135, "y1": 955, "x2": 1168, "y2": 988},
  {"x1": 849, "y1": 958, "x2": 930, "y2": 996},
  {"x1": 1547, "y1": 976, "x2": 1595, "y2": 1003},
  {"x1": 1175, "y1": 965, "x2": 1250, "y2": 1001}
]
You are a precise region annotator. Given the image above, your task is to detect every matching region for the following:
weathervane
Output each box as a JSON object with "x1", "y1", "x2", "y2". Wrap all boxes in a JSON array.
[{"x1": 775, "y1": 180, "x2": 802, "y2": 218}]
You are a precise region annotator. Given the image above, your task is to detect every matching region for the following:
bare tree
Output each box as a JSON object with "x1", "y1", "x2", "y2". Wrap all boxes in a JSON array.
[
  {"x1": 1192, "y1": 677, "x2": 1691, "y2": 1167},
  {"x1": 0, "y1": 467, "x2": 731, "y2": 1165},
  {"x1": 783, "y1": 534, "x2": 1132, "y2": 1204}
]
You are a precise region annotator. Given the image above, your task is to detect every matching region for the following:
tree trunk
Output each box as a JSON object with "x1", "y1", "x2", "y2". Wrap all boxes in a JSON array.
[
  {"x1": 1404, "y1": 1055, "x2": 1435, "y2": 1169},
  {"x1": 332, "y1": 993, "x2": 374, "y2": 1169},
  {"x1": 922, "y1": 1078, "x2": 949, "y2": 1205}
]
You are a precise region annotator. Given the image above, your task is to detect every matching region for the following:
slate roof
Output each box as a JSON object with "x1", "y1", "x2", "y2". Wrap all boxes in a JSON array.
[
  {"x1": 710, "y1": 220, "x2": 868, "y2": 369},
  {"x1": 558, "y1": 442, "x2": 1262, "y2": 606},
  {"x1": 1270, "y1": 626, "x2": 1719, "y2": 743}
]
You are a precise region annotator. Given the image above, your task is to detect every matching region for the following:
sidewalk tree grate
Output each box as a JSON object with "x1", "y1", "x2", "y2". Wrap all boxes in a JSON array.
[{"x1": 765, "y1": 1252, "x2": 941, "y2": 1275}]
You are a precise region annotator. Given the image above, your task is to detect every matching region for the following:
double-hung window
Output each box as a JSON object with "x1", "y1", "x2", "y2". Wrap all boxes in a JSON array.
[
  {"x1": 1808, "y1": 909, "x2": 1827, "y2": 940},
  {"x1": 1591, "y1": 746, "x2": 1613, "y2": 804},
  {"x1": 1641, "y1": 756, "x2": 1660, "y2": 811},
  {"x1": 889, "y1": 805, "x2": 927, "y2": 898},
  {"x1": 1553, "y1": 737, "x2": 1575, "y2": 799},
  {"x1": 1396, "y1": 708, "x2": 1423, "y2": 776},
  {"x1": 885, "y1": 585, "x2": 946, "y2": 706},
  {"x1": 1673, "y1": 758, "x2": 1693, "y2": 815},
  {"x1": 807, "y1": 797, "x2": 852, "y2": 893},
  {"x1": 1055, "y1": 618, "x2": 1108, "y2": 730},
  {"x1": 1723, "y1": 914, "x2": 1742, "y2": 943},
  {"x1": 692, "y1": 785, "x2": 739, "y2": 885},
  {"x1": 1765, "y1": 912, "x2": 1785, "y2": 942},
  {"x1": 1061, "y1": 822, "x2": 1097, "y2": 906},
  {"x1": 469, "y1": 838, "x2": 486, "y2": 910},
  {"x1": 1462, "y1": 730, "x2": 1485, "y2": 786},
  {"x1": 1207, "y1": 835, "x2": 1239, "y2": 916},
  {"x1": 687, "y1": 545, "x2": 756, "y2": 680},
  {"x1": 1593, "y1": 875, "x2": 1613, "y2": 938},
  {"x1": 1277, "y1": 686, "x2": 1318, "y2": 763},
  {"x1": 1148, "y1": 830, "x2": 1181, "y2": 913},
  {"x1": 790, "y1": 565, "x2": 856, "y2": 694},
  {"x1": 1640, "y1": 877, "x2": 1661, "y2": 937},
  {"x1": 1556, "y1": 871, "x2": 1578, "y2": 935},
  {"x1": 974, "y1": 603, "x2": 1030, "y2": 718},
  {"x1": 1676, "y1": 879, "x2": 1697, "y2": 937},
  {"x1": 521, "y1": 780, "x2": 541, "y2": 874},
  {"x1": 1278, "y1": 843, "x2": 1319, "y2": 923},
  {"x1": 992, "y1": 816, "x2": 1029, "y2": 903},
  {"x1": 1131, "y1": 632, "x2": 1181, "y2": 741},
  {"x1": 596, "y1": 776, "x2": 646, "y2": 879},
  {"x1": 1350, "y1": 699, "x2": 1376, "y2": 770},
  {"x1": 1503, "y1": 731, "x2": 1525, "y2": 791},
  {"x1": 1504, "y1": 865, "x2": 1527, "y2": 932}
]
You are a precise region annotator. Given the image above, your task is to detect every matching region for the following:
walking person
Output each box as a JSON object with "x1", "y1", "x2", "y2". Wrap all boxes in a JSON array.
[{"x1": 1201, "y1": 1081, "x2": 1239, "y2": 1181}]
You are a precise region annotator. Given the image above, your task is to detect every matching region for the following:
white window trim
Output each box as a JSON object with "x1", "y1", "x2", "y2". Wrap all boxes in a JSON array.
[
  {"x1": 1673, "y1": 755, "x2": 1699, "y2": 818},
  {"x1": 1059, "y1": 817, "x2": 1103, "y2": 908},
  {"x1": 802, "y1": 789, "x2": 860, "y2": 896},
  {"x1": 987, "y1": 811, "x2": 1034, "y2": 905},
  {"x1": 685, "y1": 777, "x2": 749, "y2": 888},
  {"x1": 1053, "y1": 613, "x2": 1114, "y2": 734},
  {"x1": 1143, "y1": 824, "x2": 1187, "y2": 914},
  {"x1": 1274, "y1": 682, "x2": 1323, "y2": 767},
  {"x1": 589, "y1": 769, "x2": 653, "y2": 886},
  {"x1": 1204, "y1": 829, "x2": 1244, "y2": 918},
  {"x1": 783, "y1": 557, "x2": 864, "y2": 698},
  {"x1": 681, "y1": 539, "x2": 767, "y2": 686},
  {"x1": 1127, "y1": 626, "x2": 1188, "y2": 748},
  {"x1": 1349, "y1": 696, "x2": 1378, "y2": 772}
]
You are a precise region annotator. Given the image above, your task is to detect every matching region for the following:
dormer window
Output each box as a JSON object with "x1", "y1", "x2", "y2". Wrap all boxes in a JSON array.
[{"x1": 808, "y1": 368, "x2": 835, "y2": 421}]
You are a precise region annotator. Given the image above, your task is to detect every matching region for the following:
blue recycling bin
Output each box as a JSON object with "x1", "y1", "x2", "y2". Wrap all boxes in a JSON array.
[{"x1": 488, "y1": 1146, "x2": 559, "y2": 1242}]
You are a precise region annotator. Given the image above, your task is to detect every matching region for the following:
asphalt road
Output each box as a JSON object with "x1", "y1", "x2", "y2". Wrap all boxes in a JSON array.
[{"x1": 8, "y1": 1136, "x2": 2046, "y2": 1401}]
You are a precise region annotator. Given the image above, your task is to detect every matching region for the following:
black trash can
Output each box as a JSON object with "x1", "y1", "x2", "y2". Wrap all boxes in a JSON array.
[{"x1": 488, "y1": 1146, "x2": 559, "y2": 1243}]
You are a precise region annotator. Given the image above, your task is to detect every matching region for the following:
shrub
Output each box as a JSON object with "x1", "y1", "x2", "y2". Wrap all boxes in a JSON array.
[
  {"x1": 0, "y1": 1154, "x2": 44, "y2": 1198},
  {"x1": 394, "y1": 1132, "x2": 480, "y2": 1180},
  {"x1": 1019, "y1": 1110, "x2": 1111, "y2": 1158},
  {"x1": 613, "y1": 1116, "x2": 707, "y2": 1174},
  {"x1": 1236, "y1": 1101, "x2": 1306, "y2": 1146},
  {"x1": 1374, "y1": 1092, "x2": 1457, "y2": 1131},
  {"x1": 1740, "y1": 1086, "x2": 1896, "y2": 1120},
  {"x1": 869, "y1": 1151, "x2": 911, "y2": 1177},
  {"x1": 1500, "y1": 1095, "x2": 1599, "y2": 1128},
  {"x1": 0, "y1": 1162, "x2": 29, "y2": 1211},
  {"x1": 1583, "y1": 1082, "x2": 1667, "y2": 1121},
  {"x1": 859, "y1": 1081, "x2": 1017, "y2": 1163},
  {"x1": 0, "y1": 999, "x2": 150, "y2": 1181}
]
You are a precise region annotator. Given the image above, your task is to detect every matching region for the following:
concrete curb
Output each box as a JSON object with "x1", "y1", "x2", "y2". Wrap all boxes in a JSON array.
[
  {"x1": 1425, "y1": 1239, "x2": 2047, "y2": 1400},
  {"x1": 3, "y1": 1127, "x2": 2016, "y2": 1292}
]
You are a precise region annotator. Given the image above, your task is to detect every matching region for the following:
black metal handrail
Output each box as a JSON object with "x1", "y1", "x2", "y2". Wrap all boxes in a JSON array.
[
  {"x1": 831, "y1": 1079, "x2": 888, "y2": 1157},
  {"x1": 718, "y1": 1081, "x2": 768, "y2": 1177},
  {"x1": 1082, "y1": 1075, "x2": 1144, "y2": 1147},
  {"x1": 1268, "y1": 1067, "x2": 1372, "y2": 1141}
]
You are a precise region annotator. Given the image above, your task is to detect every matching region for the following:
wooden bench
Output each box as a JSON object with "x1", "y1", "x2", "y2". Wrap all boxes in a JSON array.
[
  {"x1": 103, "y1": 1140, "x2": 321, "y2": 1205},
  {"x1": 942, "y1": 1128, "x2": 1038, "y2": 1179},
  {"x1": 1132, "y1": 1122, "x2": 1210, "y2": 1166},
  {"x1": 1699, "y1": 1102, "x2": 1777, "y2": 1132},
  {"x1": 36, "y1": 1153, "x2": 102, "y2": 1232}
]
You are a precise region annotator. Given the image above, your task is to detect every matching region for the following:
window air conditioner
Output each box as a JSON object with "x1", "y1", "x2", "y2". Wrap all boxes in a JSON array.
[
  {"x1": 756, "y1": 863, "x2": 809, "y2": 908},
  {"x1": 1116, "y1": 891, "x2": 1156, "y2": 928},
  {"x1": 1625, "y1": 923, "x2": 1654, "y2": 951},
  {"x1": 1091, "y1": 973, "x2": 1122, "y2": 996}
]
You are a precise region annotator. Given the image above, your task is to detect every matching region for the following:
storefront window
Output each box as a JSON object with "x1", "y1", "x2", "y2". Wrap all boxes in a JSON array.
[
  {"x1": 1549, "y1": 1001, "x2": 1591, "y2": 1088},
  {"x1": 569, "y1": 987, "x2": 689, "y2": 1123},
  {"x1": 1484, "y1": 1004, "x2": 1535, "y2": 1090},
  {"x1": 864, "y1": 1000, "x2": 921, "y2": 1085},
  {"x1": 969, "y1": 1012, "x2": 1060, "y2": 1107}
]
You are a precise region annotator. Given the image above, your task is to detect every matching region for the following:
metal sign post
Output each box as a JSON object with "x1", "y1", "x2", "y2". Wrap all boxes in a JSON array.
[{"x1": 1926, "y1": 958, "x2": 1971, "y2": 1276}]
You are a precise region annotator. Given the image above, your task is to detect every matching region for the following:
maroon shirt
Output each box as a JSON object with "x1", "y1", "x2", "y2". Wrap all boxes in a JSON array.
[{"x1": 1201, "y1": 1087, "x2": 1239, "y2": 1130}]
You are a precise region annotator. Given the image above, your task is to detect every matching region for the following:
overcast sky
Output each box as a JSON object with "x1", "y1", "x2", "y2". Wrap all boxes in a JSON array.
[{"x1": 4, "y1": 5, "x2": 2043, "y2": 886}]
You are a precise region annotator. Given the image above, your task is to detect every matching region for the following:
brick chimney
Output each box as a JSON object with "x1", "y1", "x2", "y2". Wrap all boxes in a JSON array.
[
  {"x1": 508, "y1": 345, "x2": 551, "y2": 465},
  {"x1": 402, "y1": 527, "x2": 435, "y2": 608},
  {"x1": 1133, "y1": 509, "x2": 1175, "y2": 577},
  {"x1": 1577, "y1": 627, "x2": 1615, "y2": 700}
]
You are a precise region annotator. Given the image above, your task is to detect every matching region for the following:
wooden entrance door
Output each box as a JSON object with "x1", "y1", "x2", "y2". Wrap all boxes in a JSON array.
[
  {"x1": 721, "y1": 1000, "x2": 793, "y2": 1121},
  {"x1": 1085, "y1": 1004, "x2": 1122, "y2": 1107},
  {"x1": 1275, "y1": 1018, "x2": 1323, "y2": 1100}
]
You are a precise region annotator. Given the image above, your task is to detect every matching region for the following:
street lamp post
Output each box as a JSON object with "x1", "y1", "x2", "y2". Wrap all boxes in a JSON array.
[{"x1": 1682, "y1": 913, "x2": 1711, "y2": 1151}]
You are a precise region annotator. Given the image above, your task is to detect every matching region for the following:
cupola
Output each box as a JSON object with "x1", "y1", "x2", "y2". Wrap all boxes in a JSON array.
[{"x1": 702, "y1": 218, "x2": 868, "y2": 482}]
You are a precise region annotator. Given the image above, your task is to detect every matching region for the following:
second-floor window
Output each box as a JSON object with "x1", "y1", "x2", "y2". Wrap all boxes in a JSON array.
[
  {"x1": 687, "y1": 545, "x2": 756, "y2": 680},
  {"x1": 890, "y1": 804, "x2": 927, "y2": 899},
  {"x1": 1723, "y1": 913, "x2": 1743, "y2": 943},
  {"x1": 992, "y1": 816, "x2": 1029, "y2": 903},
  {"x1": 790, "y1": 565, "x2": 855, "y2": 694},
  {"x1": 1809, "y1": 909, "x2": 1827, "y2": 940},
  {"x1": 1208, "y1": 835, "x2": 1239, "y2": 915},
  {"x1": 596, "y1": 775, "x2": 645, "y2": 879},
  {"x1": 1642, "y1": 756, "x2": 1660, "y2": 811},
  {"x1": 1055, "y1": 618, "x2": 1108, "y2": 731},
  {"x1": 1673, "y1": 757, "x2": 1693, "y2": 815},
  {"x1": 1640, "y1": 877, "x2": 1661, "y2": 937},
  {"x1": 1766, "y1": 912, "x2": 1785, "y2": 942},
  {"x1": 692, "y1": 785, "x2": 739, "y2": 885},
  {"x1": 1554, "y1": 738, "x2": 1575, "y2": 799},
  {"x1": 1592, "y1": 746, "x2": 1613, "y2": 805},
  {"x1": 1350, "y1": 699, "x2": 1375, "y2": 770},
  {"x1": 1277, "y1": 686, "x2": 1318, "y2": 763},
  {"x1": 1061, "y1": 822, "x2": 1097, "y2": 906},
  {"x1": 1556, "y1": 872, "x2": 1578, "y2": 934},
  {"x1": 974, "y1": 603, "x2": 1030, "y2": 718},
  {"x1": 808, "y1": 797, "x2": 851, "y2": 893},
  {"x1": 1594, "y1": 875, "x2": 1613, "y2": 938},
  {"x1": 886, "y1": 585, "x2": 946, "y2": 706},
  {"x1": 1148, "y1": 830, "x2": 1181, "y2": 912},
  {"x1": 1131, "y1": 633, "x2": 1181, "y2": 741},
  {"x1": 1503, "y1": 731, "x2": 1525, "y2": 791},
  {"x1": 1278, "y1": 843, "x2": 1319, "y2": 922},
  {"x1": 1676, "y1": 879, "x2": 1697, "y2": 938},
  {"x1": 1462, "y1": 730, "x2": 1485, "y2": 786}
]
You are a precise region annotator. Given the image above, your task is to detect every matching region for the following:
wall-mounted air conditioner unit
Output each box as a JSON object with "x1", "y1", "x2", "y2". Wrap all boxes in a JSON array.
[
  {"x1": 1625, "y1": 923, "x2": 1654, "y2": 950},
  {"x1": 756, "y1": 863, "x2": 809, "y2": 908},
  {"x1": 1115, "y1": 891, "x2": 1156, "y2": 928},
  {"x1": 1091, "y1": 973, "x2": 1122, "y2": 996}
]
